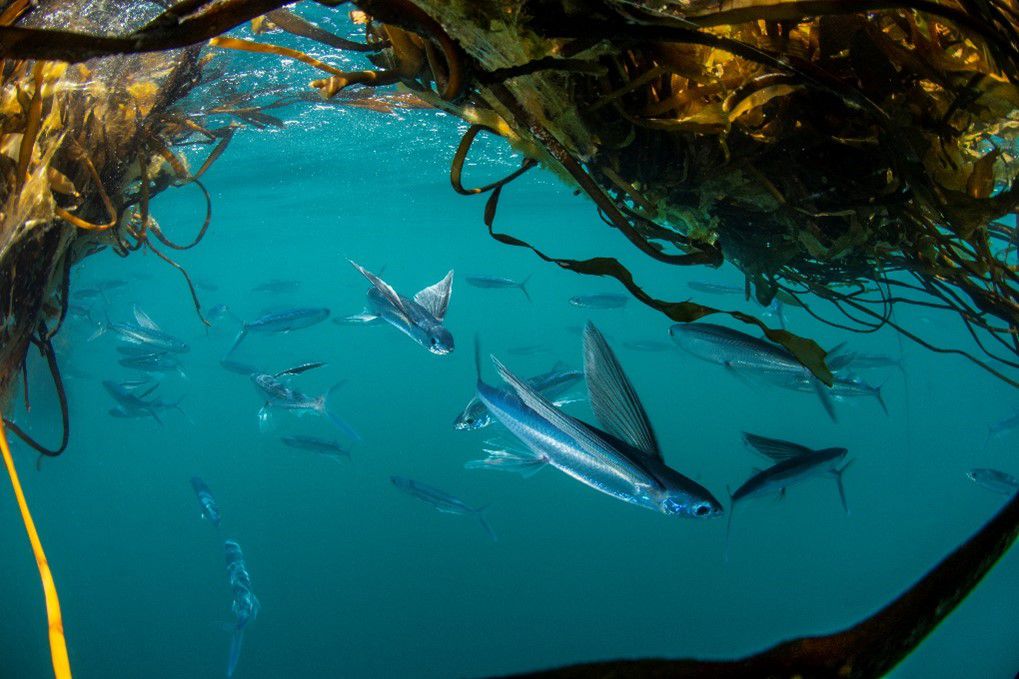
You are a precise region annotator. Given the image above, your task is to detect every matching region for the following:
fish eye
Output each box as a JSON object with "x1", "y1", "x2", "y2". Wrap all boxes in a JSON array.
[{"x1": 694, "y1": 504, "x2": 710, "y2": 516}]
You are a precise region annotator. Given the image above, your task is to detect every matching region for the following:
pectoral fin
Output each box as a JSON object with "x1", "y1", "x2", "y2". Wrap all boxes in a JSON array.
[
  {"x1": 133, "y1": 305, "x2": 161, "y2": 331},
  {"x1": 414, "y1": 270, "x2": 454, "y2": 321},
  {"x1": 350, "y1": 260, "x2": 408, "y2": 316},
  {"x1": 582, "y1": 322, "x2": 662, "y2": 461}
]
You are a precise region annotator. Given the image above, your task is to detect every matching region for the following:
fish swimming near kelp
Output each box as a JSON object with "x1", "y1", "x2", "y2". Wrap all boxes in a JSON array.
[
  {"x1": 454, "y1": 363, "x2": 583, "y2": 431},
  {"x1": 190, "y1": 476, "x2": 221, "y2": 527},
  {"x1": 466, "y1": 274, "x2": 531, "y2": 301},
  {"x1": 344, "y1": 260, "x2": 454, "y2": 355},
  {"x1": 476, "y1": 323, "x2": 723, "y2": 517},
  {"x1": 91, "y1": 305, "x2": 189, "y2": 353},
  {"x1": 568, "y1": 293, "x2": 628, "y2": 309},
  {"x1": 669, "y1": 322, "x2": 840, "y2": 421},
  {"x1": 224, "y1": 540, "x2": 260, "y2": 679},
  {"x1": 726, "y1": 432, "x2": 851, "y2": 559},
  {"x1": 390, "y1": 475, "x2": 496, "y2": 540},
  {"x1": 227, "y1": 307, "x2": 330, "y2": 355}
]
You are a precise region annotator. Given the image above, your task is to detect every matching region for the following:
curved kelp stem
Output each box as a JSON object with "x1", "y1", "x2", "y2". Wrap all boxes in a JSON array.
[
  {"x1": 0, "y1": 419, "x2": 72, "y2": 679},
  {"x1": 500, "y1": 489, "x2": 1019, "y2": 678}
]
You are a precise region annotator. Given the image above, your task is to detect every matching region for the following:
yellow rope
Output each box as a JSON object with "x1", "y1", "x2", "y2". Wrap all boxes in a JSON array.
[{"x1": 0, "y1": 419, "x2": 72, "y2": 679}]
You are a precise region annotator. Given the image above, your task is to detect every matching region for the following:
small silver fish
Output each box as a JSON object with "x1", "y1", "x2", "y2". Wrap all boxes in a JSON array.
[
  {"x1": 390, "y1": 476, "x2": 496, "y2": 540},
  {"x1": 190, "y1": 476, "x2": 221, "y2": 527},
  {"x1": 227, "y1": 307, "x2": 330, "y2": 354},
  {"x1": 465, "y1": 274, "x2": 531, "y2": 301},
  {"x1": 280, "y1": 435, "x2": 349, "y2": 461},
  {"x1": 568, "y1": 293, "x2": 628, "y2": 309},
  {"x1": 966, "y1": 468, "x2": 1019, "y2": 495},
  {"x1": 988, "y1": 410, "x2": 1019, "y2": 439}
]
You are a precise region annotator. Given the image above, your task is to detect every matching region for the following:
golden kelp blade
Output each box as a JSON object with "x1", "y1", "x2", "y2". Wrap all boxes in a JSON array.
[{"x1": 0, "y1": 419, "x2": 71, "y2": 679}]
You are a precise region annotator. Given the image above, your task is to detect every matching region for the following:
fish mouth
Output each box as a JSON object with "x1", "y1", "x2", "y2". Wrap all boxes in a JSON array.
[{"x1": 429, "y1": 346, "x2": 453, "y2": 356}]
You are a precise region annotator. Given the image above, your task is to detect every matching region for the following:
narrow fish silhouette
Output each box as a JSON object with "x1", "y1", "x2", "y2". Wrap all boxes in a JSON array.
[
  {"x1": 390, "y1": 476, "x2": 496, "y2": 540},
  {"x1": 465, "y1": 274, "x2": 531, "y2": 301},
  {"x1": 568, "y1": 293, "x2": 628, "y2": 309},
  {"x1": 224, "y1": 540, "x2": 260, "y2": 679},
  {"x1": 726, "y1": 432, "x2": 851, "y2": 560},
  {"x1": 476, "y1": 323, "x2": 723, "y2": 517},
  {"x1": 966, "y1": 468, "x2": 1019, "y2": 495},
  {"x1": 343, "y1": 260, "x2": 454, "y2": 355},
  {"x1": 227, "y1": 307, "x2": 330, "y2": 355},
  {"x1": 280, "y1": 435, "x2": 350, "y2": 462},
  {"x1": 190, "y1": 476, "x2": 221, "y2": 527},
  {"x1": 669, "y1": 322, "x2": 839, "y2": 421}
]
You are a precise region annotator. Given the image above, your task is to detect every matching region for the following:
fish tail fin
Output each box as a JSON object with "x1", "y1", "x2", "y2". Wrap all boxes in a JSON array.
[
  {"x1": 323, "y1": 383, "x2": 362, "y2": 442},
  {"x1": 813, "y1": 379, "x2": 838, "y2": 423},
  {"x1": 226, "y1": 627, "x2": 245, "y2": 678},
  {"x1": 173, "y1": 398, "x2": 194, "y2": 424},
  {"x1": 476, "y1": 505, "x2": 497, "y2": 542},
  {"x1": 874, "y1": 384, "x2": 889, "y2": 416},
  {"x1": 832, "y1": 460, "x2": 853, "y2": 515},
  {"x1": 226, "y1": 328, "x2": 248, "y2": 356},
  {"x1": 518, "y1": 274, "x2": 532, "y2": 302},
  {"x1": 724, "y1": 486, "x2": 735, "y2": 563}
]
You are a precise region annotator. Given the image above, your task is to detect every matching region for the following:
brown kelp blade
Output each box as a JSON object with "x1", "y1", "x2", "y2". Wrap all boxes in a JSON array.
[{"x1": 497, "y1": 488, "x2": 1019, "y2": 678}]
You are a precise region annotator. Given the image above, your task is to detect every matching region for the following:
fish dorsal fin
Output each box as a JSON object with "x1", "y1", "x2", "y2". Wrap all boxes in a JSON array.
[
  {"x1": 583, "y1": 322, "x2": 662, "y2": 461},
  {"x1": 349, "y1": 260, "x2": 408, "y2": 317},
  {"x1": 274, "y1": 361, "x2": 326, "y2": 378},
  {"x1": 742, "y1": 432, "x2": 813, "y2": 461},
  {"x1": 413, "y1": 270, "x2": 454, "y2": 321},
  {"x1": 133, "y1": 305, "x2": 161, "y2": 331},
  {"x1": 491, "y1": 355, "x2": 649, "y2": 492}
]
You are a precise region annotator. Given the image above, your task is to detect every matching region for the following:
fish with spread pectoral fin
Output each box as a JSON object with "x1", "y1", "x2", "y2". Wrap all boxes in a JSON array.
[
  {"x1": 726, "y1": 432, "x2": 851, "y2": 560},
  {"x1": 346, "y1": 260, "x2": 454, "y2": 355},
  {"x1": 475, "y1": 323, "x2": 723, "y2": 517},
  {"x1": 251, "y1": 373, "x2": 361, "y2": 442}
]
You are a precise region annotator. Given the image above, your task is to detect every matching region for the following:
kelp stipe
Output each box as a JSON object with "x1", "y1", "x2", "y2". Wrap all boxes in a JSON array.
[{"x1": 0, "y1": 419, "x2": 72, "y2": 679}]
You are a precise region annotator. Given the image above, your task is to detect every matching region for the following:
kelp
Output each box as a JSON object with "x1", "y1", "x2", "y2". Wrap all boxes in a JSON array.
[
  {"x1": 503, "y1": 480, "x2": 1019, "y2": 678},
  {"x1": 7, "y1": 0, "x2": 1014, "y2": 384}
]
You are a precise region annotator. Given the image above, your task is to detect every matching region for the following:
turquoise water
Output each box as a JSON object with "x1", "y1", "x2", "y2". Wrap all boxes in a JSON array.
[{"x1": 2, "y1": 16, "x2": 1019, "y2": 679}]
